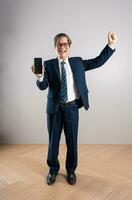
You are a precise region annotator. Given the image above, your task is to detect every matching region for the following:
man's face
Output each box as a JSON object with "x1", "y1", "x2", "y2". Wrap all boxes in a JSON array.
[{"x1": 55, "y1": 37, "x2": 70, "y2": 60}]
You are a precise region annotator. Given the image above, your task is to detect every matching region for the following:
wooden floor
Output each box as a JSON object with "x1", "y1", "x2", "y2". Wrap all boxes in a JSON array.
[{"x1": 0, "y1": 144, "x2": 132, "y2": 200}]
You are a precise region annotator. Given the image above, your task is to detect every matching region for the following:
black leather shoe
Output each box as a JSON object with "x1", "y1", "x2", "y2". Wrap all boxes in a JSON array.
[
  {"x1": 67, "y1": 173, "x2": 76, "y2": 185},
  {"x1": 47, "y1": 172, "x2": 58, "y2": 185}
]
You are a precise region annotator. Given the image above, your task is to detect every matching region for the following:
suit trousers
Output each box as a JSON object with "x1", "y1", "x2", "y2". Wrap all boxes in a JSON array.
[{"x1": 47, "y1": 100, "x2": 79, "y2": 174}]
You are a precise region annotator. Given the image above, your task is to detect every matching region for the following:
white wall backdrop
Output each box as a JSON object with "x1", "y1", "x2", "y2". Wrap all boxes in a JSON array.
[{"x1": 0, "y1": 0, "x2": 132, "y2": 144}]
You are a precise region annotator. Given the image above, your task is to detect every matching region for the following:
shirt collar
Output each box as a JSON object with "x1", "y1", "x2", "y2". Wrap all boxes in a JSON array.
[{"x1": 58, "y1": 57, "x2": 69, "y2": 65}]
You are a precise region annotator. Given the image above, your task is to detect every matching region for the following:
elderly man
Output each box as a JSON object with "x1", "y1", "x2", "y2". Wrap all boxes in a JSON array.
[{"x1": 31, "y1": 32, "x2": 117, "y2": 185}]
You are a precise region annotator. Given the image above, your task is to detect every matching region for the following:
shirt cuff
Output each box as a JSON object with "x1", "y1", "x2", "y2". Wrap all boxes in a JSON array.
[
  {"x1": 37, "y1": 76, "x2": 44, "y2": 82},
  {"x1": 108, "y1": 44, "x2": 115, "y2": 50}
]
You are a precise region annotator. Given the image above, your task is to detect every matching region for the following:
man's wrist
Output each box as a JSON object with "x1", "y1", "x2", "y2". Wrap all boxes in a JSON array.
[
  {"x1": 108, "y1": 43, "x2": 115, "y2": 50},
  {"x1": 37, "y1": 76, "x2": 44, "y2": 82}
]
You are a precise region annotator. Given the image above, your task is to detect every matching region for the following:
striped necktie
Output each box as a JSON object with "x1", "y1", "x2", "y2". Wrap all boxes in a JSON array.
[{"x1": 60, "y1": 61, "x2": 68, "y2": 103}]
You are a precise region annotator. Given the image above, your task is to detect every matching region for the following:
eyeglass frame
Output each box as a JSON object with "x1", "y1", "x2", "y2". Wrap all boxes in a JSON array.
[{"x1": 56, "y1": 42, "x2": 70, "y2": 48}]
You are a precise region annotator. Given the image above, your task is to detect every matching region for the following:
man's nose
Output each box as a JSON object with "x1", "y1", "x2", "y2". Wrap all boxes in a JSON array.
[{"x1": 59, "y1": 46, "x2": 65, "y2": 50}]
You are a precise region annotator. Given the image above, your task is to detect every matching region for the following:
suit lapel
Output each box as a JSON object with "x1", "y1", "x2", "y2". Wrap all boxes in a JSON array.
[{"x1": 53, "y1": 58, "x2": 60, "y2": 80}]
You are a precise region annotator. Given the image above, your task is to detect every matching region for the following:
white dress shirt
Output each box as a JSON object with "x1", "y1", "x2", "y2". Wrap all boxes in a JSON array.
[{"x1": 58, "y1": 57, "x2": 79, "y2": 102}]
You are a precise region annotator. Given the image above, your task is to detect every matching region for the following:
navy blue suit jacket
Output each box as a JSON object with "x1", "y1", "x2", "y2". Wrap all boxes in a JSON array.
[{"x1": 37, "y1": 44, "x2": 115, "y2": 114}]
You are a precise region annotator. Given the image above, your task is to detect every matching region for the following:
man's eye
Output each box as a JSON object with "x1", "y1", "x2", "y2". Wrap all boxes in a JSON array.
[{"x1": 57, "y1": 43, "x2": 68, "y2": 48}]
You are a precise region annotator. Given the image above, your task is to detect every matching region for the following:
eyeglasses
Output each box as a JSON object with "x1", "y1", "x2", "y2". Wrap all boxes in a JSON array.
[{"x1": 57, "y1": 43, "x2": 69, "y2": 48}]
